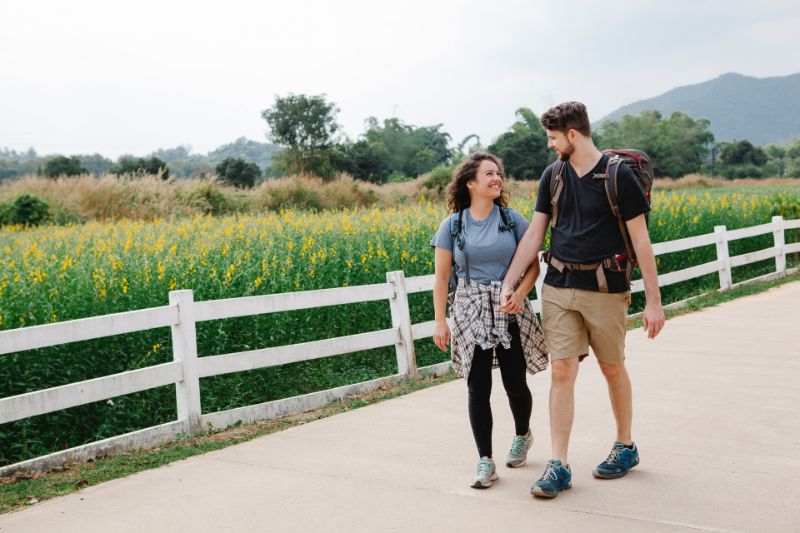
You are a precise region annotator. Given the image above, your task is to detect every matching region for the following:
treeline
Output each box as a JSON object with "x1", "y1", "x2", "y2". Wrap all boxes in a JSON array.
[
  {"x1": 3, "y1": 95, "x2": 799, "y2": 186},
  {"x1": 0, "y1": 138, "x2": 280, "y2": 182}
]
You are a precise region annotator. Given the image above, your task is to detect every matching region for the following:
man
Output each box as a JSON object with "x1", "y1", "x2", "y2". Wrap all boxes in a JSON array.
[{"x1": 499, "y1": 101, "x2": 665, "y2": 499}]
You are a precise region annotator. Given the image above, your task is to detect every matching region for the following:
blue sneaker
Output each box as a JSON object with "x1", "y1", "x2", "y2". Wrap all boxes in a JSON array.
[
  {"x1": 530, "y1": 459, "x2": 572, "y2": 498},
  {"x1": 593, "y1": 442, "x2": 640, "y2": 479}
]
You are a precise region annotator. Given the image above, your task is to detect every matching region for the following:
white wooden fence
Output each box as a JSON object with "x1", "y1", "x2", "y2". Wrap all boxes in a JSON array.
[{"x1": 1, "y1": 216, "x2": 798, "y2": 475}]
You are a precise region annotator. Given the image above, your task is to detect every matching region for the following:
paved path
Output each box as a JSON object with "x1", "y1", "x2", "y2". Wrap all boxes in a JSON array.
[{"x1": 2, "y1": 282, "x2": 800, "y2": 532}]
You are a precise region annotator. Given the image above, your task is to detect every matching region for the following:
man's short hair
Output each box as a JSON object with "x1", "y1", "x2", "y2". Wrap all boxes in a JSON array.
[{"x1": 540, "y1": 101, "x2": 591, "y2": 137}]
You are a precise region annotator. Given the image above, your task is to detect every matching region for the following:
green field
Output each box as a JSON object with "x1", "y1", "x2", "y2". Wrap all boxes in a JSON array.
[{"x1": 1, "y1": 185, "x2": 799, "y2": 466}]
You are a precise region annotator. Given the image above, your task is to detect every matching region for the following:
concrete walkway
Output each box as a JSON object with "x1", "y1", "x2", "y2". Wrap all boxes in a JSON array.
[{"x1": 2, "y1": 282, "x2": 799, "y2": 532}]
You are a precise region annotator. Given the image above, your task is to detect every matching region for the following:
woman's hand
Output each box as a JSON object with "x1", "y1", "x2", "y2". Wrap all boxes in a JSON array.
[
  {"x1": 500, "y1": 290, "x2": 525, "y2": 314},
  {"x1": 433, "y1": 320, "x2": 451, "y2": 351}
]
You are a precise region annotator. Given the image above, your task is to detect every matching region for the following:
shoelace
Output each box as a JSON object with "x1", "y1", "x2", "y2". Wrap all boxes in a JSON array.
[
  {"x1": 540, "y1": 462, "x2": 559, "y2": 481},
  {"x1": 476, "y1": 460, "x2": 493, "y2": 476},
  {"x1": 604, "y1": 447, "x2": 624, "y2": 465},
  {"x1": 510, "y1": 434, "x2": 528, "y2": 456}
]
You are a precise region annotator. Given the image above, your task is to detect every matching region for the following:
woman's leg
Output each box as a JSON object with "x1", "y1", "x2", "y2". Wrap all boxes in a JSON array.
[
  {"x1": 496, "y1": 321, "x2": 533, "y2": 436},
  {"x1": 467, "y1": 345, "x2": 494, "y2": 457}
]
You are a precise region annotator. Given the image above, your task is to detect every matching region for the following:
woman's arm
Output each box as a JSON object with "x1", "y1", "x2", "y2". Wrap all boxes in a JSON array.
[{"x1": 432, "y1": 246, "x2": 452, "y2": 351}]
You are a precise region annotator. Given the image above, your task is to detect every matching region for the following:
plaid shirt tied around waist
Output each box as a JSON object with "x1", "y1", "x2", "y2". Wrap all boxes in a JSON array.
[{"x1": 450, "y1": 278, "x2": 549, "y2": 380}]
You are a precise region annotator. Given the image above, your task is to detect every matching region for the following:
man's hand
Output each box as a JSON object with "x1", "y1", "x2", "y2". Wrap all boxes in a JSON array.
[
  {"x1": 433, "y1": 320, "x2": 451, "y2": 351},
  {"x1": 642, "y1": 302, "x2": 665, "y2": 339}
]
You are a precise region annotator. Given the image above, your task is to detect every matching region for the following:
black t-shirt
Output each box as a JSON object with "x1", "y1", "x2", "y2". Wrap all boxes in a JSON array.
[{"x1": 535, "y1": 154, "x2": 650, "y2": 293}]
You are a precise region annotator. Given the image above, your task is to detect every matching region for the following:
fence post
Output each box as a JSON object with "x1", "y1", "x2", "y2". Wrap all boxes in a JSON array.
[
  {"x1": 772, "y1": 215, "x2": 786, "y2": 277},
  {"x1": 386, "y1": 270, "x2": 418, "y2": 378},
  {"x1": 714, "y1": 225, "x2": 732, "y2": 291},
  {"x1": 169, "y1": 290, "x2": 203, "y2": 435}
]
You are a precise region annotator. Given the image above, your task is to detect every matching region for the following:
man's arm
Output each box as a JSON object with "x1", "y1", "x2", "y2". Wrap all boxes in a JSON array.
[
  {"x1": 626, "y1": 214, "x2": 665, "y2": 339},
  {"x1": 501, "y1": 211, "x2": 550, "y2": 305}
]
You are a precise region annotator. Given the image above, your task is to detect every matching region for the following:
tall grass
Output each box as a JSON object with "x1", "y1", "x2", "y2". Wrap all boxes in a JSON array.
[
  {"x1": 3, "y1": 173, "x2": 800, "y2": 226},
  {"x1": 0, "y1": 174, "x2": 431, "y2": 224}
]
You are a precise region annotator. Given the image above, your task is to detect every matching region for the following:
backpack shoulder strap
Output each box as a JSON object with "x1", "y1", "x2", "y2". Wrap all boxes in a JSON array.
[
  {"x1": 549, "y1": 160, "x2": 565, "y2": 229},
  {"x1": 499, "y1": 205, "x2": 515, "y2": 228},
  {"x1": 498, "y1": 206, "x2": 520, "y2": 244},
  {"x1": 449, "y1": 210, "x2": 465, "y2": 251},
  {"x1": 604, "y1": 156, "x2": 622, "y2": 218},
  {"x1": 603, "y1": 156, "x2": 635, "y2": 262}
]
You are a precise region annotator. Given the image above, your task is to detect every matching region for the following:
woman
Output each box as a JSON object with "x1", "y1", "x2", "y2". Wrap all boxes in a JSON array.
[{"x1": 431, "y1": 152, "x2": 548, "y2": 489}]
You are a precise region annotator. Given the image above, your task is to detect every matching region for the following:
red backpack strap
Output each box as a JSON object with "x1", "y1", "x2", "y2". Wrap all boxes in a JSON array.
[{"x1": 549, "y1": 160, "x2": 565, "y2": 229}]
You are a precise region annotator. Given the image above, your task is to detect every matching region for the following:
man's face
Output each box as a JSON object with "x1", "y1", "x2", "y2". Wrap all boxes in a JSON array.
[{"x1": 546, "y1": 129, "x2": 575, "y2": 161}]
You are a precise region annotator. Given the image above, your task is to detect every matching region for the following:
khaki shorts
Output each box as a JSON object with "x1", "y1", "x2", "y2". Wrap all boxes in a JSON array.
[{"x1": 541, "y1": 284, "x2": 629, "y2": 365}]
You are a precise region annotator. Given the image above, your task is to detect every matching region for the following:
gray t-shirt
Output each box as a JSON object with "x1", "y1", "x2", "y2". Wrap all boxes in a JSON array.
[{"x1": 430, "y1": 206, "x2": 530, "y2": 284}]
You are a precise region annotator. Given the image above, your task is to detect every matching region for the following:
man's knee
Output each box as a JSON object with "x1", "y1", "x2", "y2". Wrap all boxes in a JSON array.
[
  {"x1": 551, "y1": 358, "x2": 579, "y2": 385},
  {"x1": 598, "y1": 359, "x2": 627, "y2": 380}
]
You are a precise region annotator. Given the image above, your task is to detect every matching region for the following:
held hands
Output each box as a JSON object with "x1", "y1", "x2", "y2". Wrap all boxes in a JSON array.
[
  {"x1": 643, "y1": 302, "x2": 665, "y2": 339},
  {"x1": 499, "y1": 284, "x2": 524, "y2": 314},
  {"x1": 433, "y1": 320, "x2": 451, "y2": 351}
]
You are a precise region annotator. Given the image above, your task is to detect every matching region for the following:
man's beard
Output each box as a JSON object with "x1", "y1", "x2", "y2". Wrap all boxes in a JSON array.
[{"x1": 558, "y1": 140, "x2": 575, "y2": 162}]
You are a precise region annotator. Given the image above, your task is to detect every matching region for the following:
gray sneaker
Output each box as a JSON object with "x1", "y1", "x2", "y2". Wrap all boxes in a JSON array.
[
  {"x1": 471, "y1": 457, "x2": 498, "y2": 489},
  {"x1": 506, "y1": 429, "x2": 533, "y2": 468}
]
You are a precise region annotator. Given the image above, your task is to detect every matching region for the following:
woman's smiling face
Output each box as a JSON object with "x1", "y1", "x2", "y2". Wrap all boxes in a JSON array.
[{"x1": 467, "y1": 159, "x2": 503, "y2": 200}]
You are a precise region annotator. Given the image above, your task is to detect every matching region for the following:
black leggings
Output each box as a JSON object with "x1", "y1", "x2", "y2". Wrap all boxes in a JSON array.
[{"x1": 467, "y1": 321, "x2": 532, "y2": 458}]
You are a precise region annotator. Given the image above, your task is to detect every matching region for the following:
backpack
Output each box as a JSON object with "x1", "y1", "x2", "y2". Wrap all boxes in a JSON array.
[
  {"x1": 548, "y1": 149, "x2": 653, "y2": 289},
  {"x1": 447, "y1": 205, "x2": 517, "y2": 295}
]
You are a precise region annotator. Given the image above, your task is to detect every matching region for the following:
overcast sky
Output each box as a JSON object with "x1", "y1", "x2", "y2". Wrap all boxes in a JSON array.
[{"x1": 2, "y1": 0, "x2": 798, "y2": 158}]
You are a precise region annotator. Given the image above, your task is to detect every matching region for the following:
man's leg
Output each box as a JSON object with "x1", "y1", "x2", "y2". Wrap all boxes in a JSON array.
[
  {"x1": 549, "y1": 357, "x2": 580, "y2": 463},
  {"x1": 585, "y1": 291, "x2": 640, "y2": 479},
  {"x1": 597, "y1": 360, "x2": 632, "y2": 445}
]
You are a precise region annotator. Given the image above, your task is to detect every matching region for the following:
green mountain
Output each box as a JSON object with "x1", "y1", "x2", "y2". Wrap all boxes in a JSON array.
[{"x1": 601, "y1": 72, "x2": 800, "y2": 145}]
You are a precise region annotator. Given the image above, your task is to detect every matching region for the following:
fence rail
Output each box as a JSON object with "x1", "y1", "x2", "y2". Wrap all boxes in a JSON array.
[{"x1": 1, "y1": 216, "x2": 798, "y2": 475}]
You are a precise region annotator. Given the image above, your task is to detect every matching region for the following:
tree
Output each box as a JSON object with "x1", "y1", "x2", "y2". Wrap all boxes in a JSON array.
[
  {"x1": 488, "y1": 108, "x2": 551, "y2": 180},
  {"x1": 764, "y1": 145, "x2": 787, "y2": 177},
  {"x1": 77, "y1": 153, "x2": 114, "y2": 176},
  {"x1": 359, "y1": 117, "x2": 452, "y2": 180},
  {"x1": 261, "y1": 94, "x2": 340, "y2": 177},
  {"x1": 207, "y1": 137, "x2": 280, "y2": 170},
  {"x1": 597, "y1": 110, "x2": 714, "y2": 177},
  {"x1": 109, "y1": 156, "x2": 170, "y2": 179},
  {"x1": 717, "y1": 139, "x2": 768, "y2": 179},
  {"x1": 329, "y1": 117, "x2": 452, "y2": 183},
  {"x1": 331, "y1": 140, "x2": 392, "y2": 183},
  {"x1": 655, "y1": 112, "x2": 715, "y2": 177},
  {"x1": 0, "y1": 147, "x2": 37, "y2": 162},
  {"x1": 43, "y1": 156, "x2": 87, "y2": 178},
  {"x1": 785, "y1": 140, "x2": 800, "y2": 178},
  {"x1": 215, "y1": 157, "x2": 261, "y2": 188},
  {"x1": 720, "y1": 140, "x2": 767, "y2": 166}
]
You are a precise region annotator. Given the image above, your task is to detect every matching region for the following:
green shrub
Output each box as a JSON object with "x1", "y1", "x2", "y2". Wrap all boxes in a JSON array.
[
  {"x1": 422, "y1": 165, "x2": 453, "y2": 194},
  {"x1": 43, "y1": 156, "x2": 87, "y2": 178},
  {"x1": 216, "y1": 158, "x2": 262, "y2": 189},
  {"x1": 0, "y1": 194, "x2": 50, "y2": 226}
]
